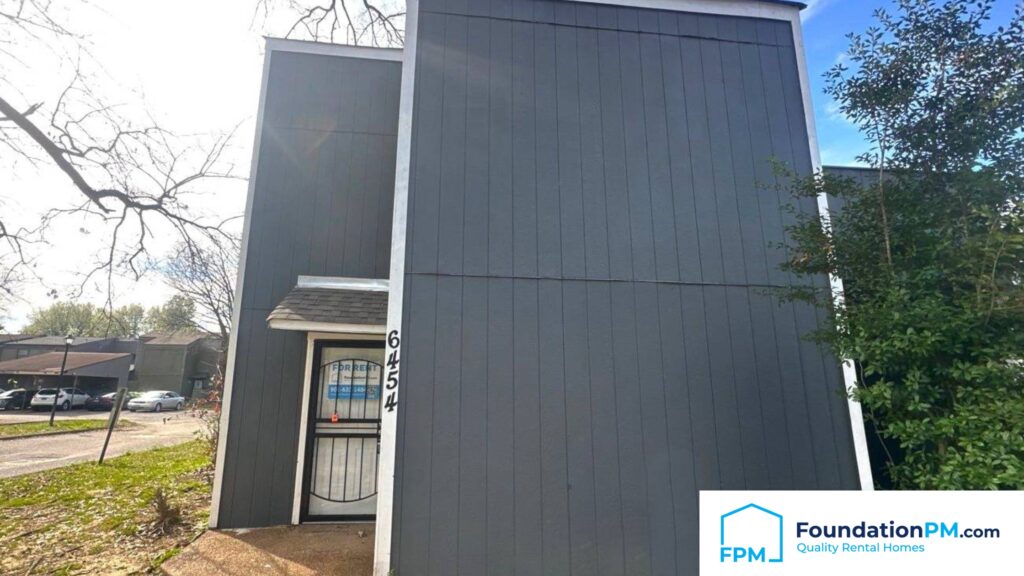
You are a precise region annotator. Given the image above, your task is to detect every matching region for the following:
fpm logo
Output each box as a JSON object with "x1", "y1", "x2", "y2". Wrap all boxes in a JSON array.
[{"x1": 720, "y1": 504, "x2": 784, "y2": 564}]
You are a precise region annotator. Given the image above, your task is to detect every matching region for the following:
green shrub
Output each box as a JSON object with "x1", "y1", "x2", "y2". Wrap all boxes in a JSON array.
[{"x1": 779, "y1": 0, "x2": 1024, "y2": 489}]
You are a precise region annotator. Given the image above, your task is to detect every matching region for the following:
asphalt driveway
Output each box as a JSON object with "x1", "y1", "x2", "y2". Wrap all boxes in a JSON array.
[{"x1": 0, "y1": 410, "x2": 206, "y2": 477}]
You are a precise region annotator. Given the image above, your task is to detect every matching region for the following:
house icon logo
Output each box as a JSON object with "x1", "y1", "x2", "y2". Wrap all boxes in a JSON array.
[{"x1": 720, "y1": 504, "x2": 784, "y2": 564}]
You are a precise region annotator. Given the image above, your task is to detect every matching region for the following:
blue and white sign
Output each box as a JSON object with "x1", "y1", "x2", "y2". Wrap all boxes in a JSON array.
[
  {"x1": 327, "y1": 384, "x2": 381, "y2": 400},
  {"x1": 702, "y1": 491, "x2": 1021, "y2": 575}
]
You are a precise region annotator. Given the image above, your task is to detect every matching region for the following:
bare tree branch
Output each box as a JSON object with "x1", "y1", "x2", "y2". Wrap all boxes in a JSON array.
[
  {"x1": 162, "y1": 238, "x2": 238, "y2": 369},
  {"x1": 166, "y1": 239, "x2": 237, "y2": 338},
  {"x1": 0, "y1": 0, "x2": 245, "y2": 307},
  {"x1": 255, "y1": 0, "x2": 405, "y2": 47}
]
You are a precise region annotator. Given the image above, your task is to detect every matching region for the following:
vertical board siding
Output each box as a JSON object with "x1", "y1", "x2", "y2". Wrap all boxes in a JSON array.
[
  {"x1": 395, "y1": 2, "x2": 861, "y2": 574},
  {"x1": 536, "y1": 25, "x2": 564, "y2": 279},
  {"x1": 538, "y1": 280, "x2": 571, "y2": 576},
  {"x1": 609, "y1": 282, "x2": 652, "y2": 576},
  {"x1": 429, "y1": 275, "x2": 462, "y2": 576},
  {"x1": 463, "y1": 24, "x2": 491, "y2": 276},
  {"x1": 218, "y1": 51, "x2": 401, "y2": 528},
  {"x1": 436, "y1": 16, "x2": 468, "y2": 276},
  {"x1": 488, "y1": 18, "x2": 515, "y2": 277},
  {"x1": 512, "y1": 278, "x2": 543, "y2": 575},
  {"x1": 634, "y1": 283, "x2": 677, "y2": 576},
  {"x1": 457, "y1": 277, "x2": 488, "y2": 575},
  {"x1": 561, "y1": 280, "x2": 599, "y2": 575},
  {"x1": 585, "y1": 281, "x2": 627, "y2": 576},
  {"x1": 512, "y1": 21, "x2": 539, "y2": 278},
  {"x1": 485, "y1": 278, "x2": 515, "y2": 576}
]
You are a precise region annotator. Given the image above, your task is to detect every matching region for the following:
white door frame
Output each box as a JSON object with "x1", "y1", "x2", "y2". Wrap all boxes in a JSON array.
[{"x1": 292, "y1": 331, "x2": 387, "y2": 525}]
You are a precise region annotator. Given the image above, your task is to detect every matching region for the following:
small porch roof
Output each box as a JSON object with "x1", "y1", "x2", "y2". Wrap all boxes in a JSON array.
[{"x1": 267, "y1": 286, "x2": 388, "y2": 334}]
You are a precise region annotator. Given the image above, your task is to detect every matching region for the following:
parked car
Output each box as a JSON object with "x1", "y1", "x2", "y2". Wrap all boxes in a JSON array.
[
  {"x1": 85, "y1": 391, "x2": 139, "y2": 411},
  {"x1": 127, "y1": 390, "x2": 184, "y2": 412},
  {"x1": 30, "y1": 388, "x2": 90, "y2": 411},
  {"x1": 0, "y1": 388, "x2": 34, "y2": 411}
]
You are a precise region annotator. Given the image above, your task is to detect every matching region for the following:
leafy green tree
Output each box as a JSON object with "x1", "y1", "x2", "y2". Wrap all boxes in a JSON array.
[
  {"x1": 23, "y1": 302, "x2": 102, "y2": 337},
  {"x1": 102, "y1": 304, "x2": 148, "y2": 338},
  {"x1": 23, "y1": 301, "x2": 151, "y2": 338},
  {"x1": 780, "y1": 0, "x2": 1023, "y2": 489},
  {"x1": 145, "y1": 295, "x2": 197, "y2": 334}
]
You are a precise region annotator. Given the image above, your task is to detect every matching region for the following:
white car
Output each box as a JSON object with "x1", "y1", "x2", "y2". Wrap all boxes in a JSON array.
[
  {"x1": 30, "y1": 388, "x2": 90, "y2": 411},
  {"x1": 127, "y1": 390, "x2": 184, "y2": 412}
]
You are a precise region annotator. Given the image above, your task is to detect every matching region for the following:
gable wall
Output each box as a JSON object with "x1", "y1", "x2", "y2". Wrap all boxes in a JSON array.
[
  {"x1": 216, "y1": 47, "x2": 402, "y2": 528},
  {"x1": 391, "y1": 1, "x2": 860, "y2": 573}
]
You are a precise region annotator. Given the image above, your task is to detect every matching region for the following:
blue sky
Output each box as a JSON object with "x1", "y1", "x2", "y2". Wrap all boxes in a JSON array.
[{"x1": 801, "y1": 0, "x2": 1019, "y2": 167}]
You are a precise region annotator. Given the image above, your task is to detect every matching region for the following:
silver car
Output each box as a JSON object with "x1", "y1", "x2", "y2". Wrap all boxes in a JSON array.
[{"x1": 127, "y1": 390, "x2": 184, "y2": 412}]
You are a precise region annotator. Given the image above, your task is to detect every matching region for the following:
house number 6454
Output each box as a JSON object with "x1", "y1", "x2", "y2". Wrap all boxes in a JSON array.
[{"x1": 384, "y1": 330, "x2": 400, "y2": 413}]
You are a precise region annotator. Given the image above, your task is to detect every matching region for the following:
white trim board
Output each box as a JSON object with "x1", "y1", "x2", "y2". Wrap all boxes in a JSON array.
[
  {"x1": 290, "y1": 334, "x2": 318, "y2": 525},
  {"x1": 561, "y1": 0, "x2": 801, "y2": 21},
  {"x1": 265, "y1": 37, "x2": 403, "y2": 61},
  {"x1": 373, "y1": 0, "x2": 418, "y2": 573},
  {"x1": 296, "y1": 276, "x2": 390, "y2": 292},
  {"x1": 789, "y1": 11, "x2": 875, "y2": 490},
  {"x1": 209, "y1": 39, "x2": 274, "y2": 529},
  {"x1": 268, "y1": 319, "x2": 387, "y2": 334}
]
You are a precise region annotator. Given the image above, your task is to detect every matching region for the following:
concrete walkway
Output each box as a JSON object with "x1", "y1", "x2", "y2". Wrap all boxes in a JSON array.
[
  {"x1": 0, "y1": 411, "x2": 204, "y2": 477},
  {"x1": 162, "y1": 525, "x2": 374, "y2": 576}
]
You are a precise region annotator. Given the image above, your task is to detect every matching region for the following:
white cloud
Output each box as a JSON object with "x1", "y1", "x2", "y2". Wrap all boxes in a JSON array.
[
  {"x1": 826, "y1": 99, "x2": 847, "y2": 122},
  {"x1": 801, "y1": 0, "x2": 836, "y2": 23},
  {"x1": 820, "y1": 146, "x2": 864, "y2": 168}
]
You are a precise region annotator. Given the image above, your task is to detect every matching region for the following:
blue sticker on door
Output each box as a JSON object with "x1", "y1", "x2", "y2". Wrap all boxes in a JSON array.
[{"x1": 328, "y1": 384, "x2": 381, "y2": 400}]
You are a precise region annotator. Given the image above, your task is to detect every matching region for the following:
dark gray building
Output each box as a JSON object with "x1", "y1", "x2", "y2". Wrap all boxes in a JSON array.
[
  {"x1": 0, "y1": 336, "x2": 119, "y2": 362},
  {"x1": 135, "y1": 333, "x2": 221, "y2": 397},
  {"x1": 212, "y1": 1, "x2": 872, "y2": 574}
]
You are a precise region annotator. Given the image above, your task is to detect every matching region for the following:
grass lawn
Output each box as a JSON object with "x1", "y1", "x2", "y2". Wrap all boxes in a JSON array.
[
  {"x1": 0, "y1": 418, "x2": 134, "y2": 438},
  {"x1": 0, "y1": 440, "x2": 212, "y2": 575}
]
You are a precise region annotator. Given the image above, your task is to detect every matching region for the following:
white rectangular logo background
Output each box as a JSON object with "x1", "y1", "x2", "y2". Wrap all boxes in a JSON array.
[{"x1": 701, "y1": 491, "x2": 1022, "y2": 575}]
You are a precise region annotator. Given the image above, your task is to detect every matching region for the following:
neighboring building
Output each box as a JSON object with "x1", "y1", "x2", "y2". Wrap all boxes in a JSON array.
[
  {"x1": 212, "y1": 2, "x2": 871, "y2": 575},
  {"x1": 135, "y1": 332, "x2": 221, "y2": 397},
  {"x1": 0, "y1": 336, "x2": 120, "y2": 362},
  {"x1": 0, "y1": 334, "x2": 34, "y2": 347},
  {"x1": 0, "y1": 352, "x2": 132, "y2": 394},
  {"x1": 0, "y1": 332, "x2": 222, "y2": 398}
]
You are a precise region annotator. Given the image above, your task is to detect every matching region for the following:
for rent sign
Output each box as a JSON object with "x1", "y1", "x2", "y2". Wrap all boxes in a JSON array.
[{"x1": 701, "y1": 491, "x2": 1018, "y2": 575}]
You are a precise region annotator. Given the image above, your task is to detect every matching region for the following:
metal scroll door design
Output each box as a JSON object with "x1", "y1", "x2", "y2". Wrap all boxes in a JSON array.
[{"x1": 308, "y1": 358, "x2": 383, "y2": 518}]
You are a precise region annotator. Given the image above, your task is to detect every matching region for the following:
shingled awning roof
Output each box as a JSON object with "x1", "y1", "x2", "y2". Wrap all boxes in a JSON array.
[
  {"x1": 267, "y1": 287, "x2": 388, "y2": 332},
  {"x1": 0, "y1": 352, "x2": 131, "y2": 375}
]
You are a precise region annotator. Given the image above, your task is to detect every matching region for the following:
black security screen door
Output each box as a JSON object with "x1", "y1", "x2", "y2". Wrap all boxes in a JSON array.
[{"x1": 301, "y1": 340, "x2": 384, "y2": 521}]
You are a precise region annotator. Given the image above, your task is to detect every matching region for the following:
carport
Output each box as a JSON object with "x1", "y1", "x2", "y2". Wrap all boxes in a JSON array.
[{"x1": 0, "y1": 352, "x2": 132, "y2": 396}]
